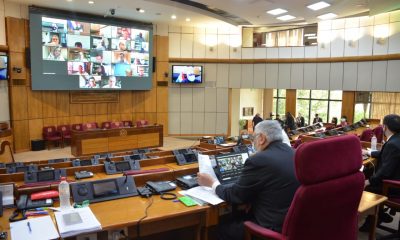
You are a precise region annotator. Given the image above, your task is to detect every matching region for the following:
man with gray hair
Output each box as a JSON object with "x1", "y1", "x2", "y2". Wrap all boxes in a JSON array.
[{"x1": 198, "y1": 120, "x2": 299, "y2": 240}]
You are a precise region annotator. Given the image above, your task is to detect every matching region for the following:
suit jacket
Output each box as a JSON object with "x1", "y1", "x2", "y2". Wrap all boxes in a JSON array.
[
  {"x1": 369, "y1": 133, "x2": 400, "y2": 190},
  {"x1": 215, "y1": 141, "x2": 299, "y2": 232}
]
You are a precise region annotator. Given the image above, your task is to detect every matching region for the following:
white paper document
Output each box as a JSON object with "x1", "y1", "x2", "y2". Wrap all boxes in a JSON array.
[
  {"x1": 198, "y1": 154, "x2": 220, "y2": 184},
  {"x1": 10, "y1": 216, "x2": 60, "y2": 240},
  {"x1": 54, "y1": 207, "x2": 102, "y2": 238},
  {"x1": 0, "y1": 184, "x2": 14, "y2": 206},
  {"x1": 184, "y1": 186, "x2": 224, "y2": 205}
]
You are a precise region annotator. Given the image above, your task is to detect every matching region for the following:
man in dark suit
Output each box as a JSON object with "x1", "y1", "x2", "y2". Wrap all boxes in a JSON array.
[
  {"x1": 197, "y1": 120, "x2": 299, "y2": 240},
  {"x1": 360, "y1": 114, "x2": 400, "y2": 231},
  {"x1": 312, "y1": 113, "x2": 323, "y2": 124},
  {"x1": 252, "y1": 113, "x2": 263, "y2": 131}
]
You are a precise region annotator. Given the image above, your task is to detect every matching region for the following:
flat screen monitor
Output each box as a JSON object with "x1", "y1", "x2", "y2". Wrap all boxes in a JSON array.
[
  {"x1": 0, "y1": 55, "x2": 7, "y2": 80},
  {"x1": 171, "y1": 65, "x2": 203, "y2": 84},
  {"x1": 29, "y1": 7, "x2": 153, "y2": 90}
]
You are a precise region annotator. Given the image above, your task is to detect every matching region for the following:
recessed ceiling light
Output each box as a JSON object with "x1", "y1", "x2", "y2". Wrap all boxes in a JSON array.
[
  {"x1": 88, "y1": 1, "x2": 94, "y2": 4},
  {"x1": 277, "y1": 15, "x2": 296, "y2": 21},
  {"x1": 307, "y1": 1, "x2": 330, "y2": 11},
  {"x1": 307, "y1": 36, "x2": 318, "y2": 39},
  {"x1": 317, "y1": 13, "x2": 337, "y2": 20},
  {"x1": 171, "y1": 15, "x2": 177, "y2": 19},
  {"x1": 66, "y1": 0, "x2": 73, "y2": 2},
  {"x1": 266, "y1": 8, "x2": 287, "y2": 15},
  {"x1": 304, "y1": 33, "x2": 316, "y2": 37},
  {"x1": 138, "y1": 8, "x2": 145, "y2": 13},
  {"x1": 185, "y1": 18, "x2": 191, "y2": 22}
]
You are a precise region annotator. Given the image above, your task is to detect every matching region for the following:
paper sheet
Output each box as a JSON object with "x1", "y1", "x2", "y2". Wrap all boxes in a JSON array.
[
  {"x1": 55, "y1": 207, "x2": 102, "y2": 238},
  {"x1": 184, "y1": 186, "x2": 224, "y2": 205},
  {"x1": 198, "y1": 154, "x2": 220, "y2": 184},
  {"x1": 0, "y1": 184, "x2": 14, "y2": 206},
  {"x1": 10, "y1": 216, "x2": 60, "y2": 240}
]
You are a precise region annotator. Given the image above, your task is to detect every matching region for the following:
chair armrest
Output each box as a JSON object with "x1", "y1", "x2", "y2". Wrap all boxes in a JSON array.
[
  {"x1": 244, "y1": 221, "x2": 284, "y2": 240},
  {"x1": 383, "y1": 179, "x2": 400, "y2": 196}
]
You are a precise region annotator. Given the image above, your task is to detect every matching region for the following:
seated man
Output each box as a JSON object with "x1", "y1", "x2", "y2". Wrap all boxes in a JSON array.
[
  {"x1": 197, "y1": 120, "x2": 299, "y2": 240},
  {"x1": 361, "y1": 114, "x2": 400, "y2": 230}
]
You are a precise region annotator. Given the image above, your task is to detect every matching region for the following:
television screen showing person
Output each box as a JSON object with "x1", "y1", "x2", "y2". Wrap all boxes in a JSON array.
[{"x1": 101, "y1": 76, "x2": 121, "y2": 88}]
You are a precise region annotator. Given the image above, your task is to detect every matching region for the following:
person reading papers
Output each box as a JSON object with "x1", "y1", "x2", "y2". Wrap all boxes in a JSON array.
[{"x1": 197, "y1": 120, "x2": 299, "y2": 240}]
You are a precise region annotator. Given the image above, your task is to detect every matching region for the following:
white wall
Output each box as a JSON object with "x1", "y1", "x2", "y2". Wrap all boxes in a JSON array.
[
  {"x1": 166, "y1": 10, "x2": 400, "y2": 135},
  {"x1": 239, "y1": 89, "x2": 263, "y2": 120}
]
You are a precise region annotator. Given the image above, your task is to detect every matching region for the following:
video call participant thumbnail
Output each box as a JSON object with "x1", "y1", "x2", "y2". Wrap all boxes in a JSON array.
[{"x1": 102, "y1": 76, "x2": 121, "y2": 88}]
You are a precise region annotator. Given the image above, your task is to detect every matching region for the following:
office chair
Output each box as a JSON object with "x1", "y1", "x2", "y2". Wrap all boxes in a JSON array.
[
  {"x1": 111, "y1": 121, "x2": 123, "y2": 129},
  {"x1": 376, "y1": 180, "x2": 400, "y2": 240},
  {"x1": 136, "y1": 120, "x2": 148, "y2": 127},
  {"x1": 122, "y1": 120, "x2": 133, "y2": 127},
  {"x1": 101, "y1": 121, "x2": 111, "y2": 129},
  {"x1": 82, "y1": 122, "x2": 98, "y2": 131},
  {"x1": 360, "y1": 128, "x2": 374, "y2": 142},
  {"x1": 244, "y1": 135, "x2": 364, "y2": 240},
  {"x1": 373, "y1": 126, "x2": 384, "y2": 143},
  {"x1": 71, "y1": 123, "x2": 83, "y2": 131},
  {"x1": 43, "y1": 126, "x2": 62, "y2": 149},
  {"x1": 57, "y1": 125, "x2": 71, "y2": 146}
]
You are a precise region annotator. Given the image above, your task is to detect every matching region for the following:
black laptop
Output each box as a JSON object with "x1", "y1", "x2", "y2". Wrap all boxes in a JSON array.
[{"x1": 215, "y1": 152, "x2": 249, "y2": 184}]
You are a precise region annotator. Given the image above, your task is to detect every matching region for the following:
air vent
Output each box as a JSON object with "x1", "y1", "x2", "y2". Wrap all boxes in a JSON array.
[
  {"x1": 157, "y1": 81, "x2": 169, "y2": 87},
  {"x1": 12, "y1": 79, "x2": 26, "y2": 86}
]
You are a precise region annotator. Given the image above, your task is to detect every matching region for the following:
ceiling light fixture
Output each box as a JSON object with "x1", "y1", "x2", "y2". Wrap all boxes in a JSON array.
[
  {"x1": 277, "y1": 15, "x2": 296, "y2": 21},
  {"x1": 317, "y1": 13, "x2": 337, "y2": 20},
  {"x1": 266, "y1": 8, "x2": 287, "y2": 15},
  {"x1": 307, "y1": 1, "x2": 330, "y2": 11},
  {"x1": 171, "y1": 15, "x2": 177, "y2": 19},
  {"x1": 137, "y1": 8, "x2": 145, "y2": 13},
  {"x1": 185, "y1": 18, "x2": 191, "y2": 22},
  {"x1": 88, "y1": 1, "x2": 94, "y2": 4},
  {"x1": 304, "y1": 33, "x2": 316, "y2": 37},
  {"x1": 307, "y1": 36, "x2": 318, "y2": 39}
]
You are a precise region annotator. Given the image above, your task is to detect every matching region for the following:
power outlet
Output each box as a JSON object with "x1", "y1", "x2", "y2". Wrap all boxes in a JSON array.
[{"x1": 76, "y1": 233, "x2": 97, "y2": 240}]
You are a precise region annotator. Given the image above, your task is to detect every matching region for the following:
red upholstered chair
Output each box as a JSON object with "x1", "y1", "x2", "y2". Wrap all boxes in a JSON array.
[
  {"x1": 101, "y1": 121, "x2": 111, "y2": 129},
  {"x1": 360, "y1": 128, "x2": 374, "y2": 142},
  {"x1": 291, "y1": 139, "x2": 302, "y2": 149},
  {"x1": 136, "y1": 120, "x2": 148, "y2": 127},
  {"x1": 244, "y1": 135, "x2": 364, "y2": 240},
  {"x1": 43, "y1": 126, "x2": 62, "y2": 149},
  {"x1": 82, "y1": 122, "x2": 98, "y2": 131},
  {"x1": 111, "y1": 121, "x2": 123, "y2": 129},
  {"x1": 122, "y1": 120, "x2": 133, "y2": 127},
  {"x1": 71, "y1": 123, "x2": 83, "y2": 131},
  {"x1": 57, "y1": 125, "x2": 71, "y2": 146},
  {"x1": 373, "y1": 126, "x2": 384, "y2": 143}
]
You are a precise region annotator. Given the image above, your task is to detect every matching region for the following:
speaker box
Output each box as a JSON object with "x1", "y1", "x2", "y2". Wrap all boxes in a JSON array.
[
  {"x1": 31, "y1": 139, "x2": 45, "y2": 151},
  {"x1": 152, "y1": 56, "x2": 156, "y2": 72}
]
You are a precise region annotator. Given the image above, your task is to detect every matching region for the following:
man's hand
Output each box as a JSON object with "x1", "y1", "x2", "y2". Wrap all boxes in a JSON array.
[
  {"x1": 364, "y1": 179, "x2": 370, "y2": 187},
  {"x1": 362, "y1": 149, "x2": 370, "y2": 156},
  {"x1": 197, "y1": 173, "x2": 216, "y2": 188}
]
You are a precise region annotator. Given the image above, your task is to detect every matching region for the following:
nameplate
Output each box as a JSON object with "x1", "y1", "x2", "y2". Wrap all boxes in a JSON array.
[{"x1": 70, "y1": 91, "x2": 120, "y2": 103}]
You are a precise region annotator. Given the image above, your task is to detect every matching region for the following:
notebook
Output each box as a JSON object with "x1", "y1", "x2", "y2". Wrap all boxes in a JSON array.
[{"x1": 215, "y1": 152, "x2": 249, "y2": 184}]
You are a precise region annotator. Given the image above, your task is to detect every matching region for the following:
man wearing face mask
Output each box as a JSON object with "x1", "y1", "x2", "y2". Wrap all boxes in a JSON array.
[
  {"x1": 360, "y1": 114, "x2": 400, "y2": 231},
  {"x1": 197, "y1": 120, "x2": 299, "y2": 240}
]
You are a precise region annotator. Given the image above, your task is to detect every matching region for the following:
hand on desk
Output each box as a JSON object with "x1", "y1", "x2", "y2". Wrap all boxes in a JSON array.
[{"x1": 197, "y1": 173, "x2": 216, "y2": 188}]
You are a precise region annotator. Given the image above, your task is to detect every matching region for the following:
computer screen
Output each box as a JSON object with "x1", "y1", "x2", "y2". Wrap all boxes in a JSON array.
[
  {"x1": 0, "y1": 55, "x2": 7, "y2": 80},
  {"x1": 215, "y1": 152, "x2": 249, "y2": 182}
]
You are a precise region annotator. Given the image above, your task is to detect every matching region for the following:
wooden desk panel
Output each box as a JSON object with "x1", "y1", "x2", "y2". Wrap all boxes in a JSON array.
[{"x1": 71, "y1": 125, "x2": 163, "y2": 156}]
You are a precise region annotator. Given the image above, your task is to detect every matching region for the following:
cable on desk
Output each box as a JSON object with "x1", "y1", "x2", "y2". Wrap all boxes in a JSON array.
[
  {"x1": 136, "y1": 196, "x2": 153, "y2": 240},
  {"x1": 160, "y1": 192, "x2": 177, "y2": 200}
]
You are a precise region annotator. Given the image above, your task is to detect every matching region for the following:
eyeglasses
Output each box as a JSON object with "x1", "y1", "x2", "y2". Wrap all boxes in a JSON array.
[{"x1": 249, "y1": 133, "x2": 261, "y2": 141}]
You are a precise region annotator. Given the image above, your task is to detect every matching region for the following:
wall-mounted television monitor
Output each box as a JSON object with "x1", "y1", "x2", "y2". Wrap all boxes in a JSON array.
[
  {"x1": 171, "y1": 65, "x2": 203, "y2": 84},
  {"x1": 29, "y1": 7, "x2": 153, "y2": 90},
  {"x1": 0, "y1": 55, "x2": 7, "y2": 80}
]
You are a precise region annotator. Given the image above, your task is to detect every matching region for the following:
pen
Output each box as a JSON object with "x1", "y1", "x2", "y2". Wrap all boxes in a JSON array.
[{"x1": 27, "y1": 221, "x2": 32, "y2": 233}]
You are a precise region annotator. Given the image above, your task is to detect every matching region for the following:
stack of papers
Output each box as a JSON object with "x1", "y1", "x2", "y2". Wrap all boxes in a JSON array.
[
  {"x1": 183, "y1": 186, "x2": 224, "y2": 205},
  {"x1": 10, "y1": 216, "x2": 59, "y2": 240},
  {"x1": 54, "y1": 207, "x2": 102, "y2": 238}
]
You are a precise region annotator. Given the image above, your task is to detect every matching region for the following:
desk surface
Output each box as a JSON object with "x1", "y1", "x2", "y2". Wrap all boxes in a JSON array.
[{"x1": 358, "y1": 191, "x2": 387, "y2": 213}]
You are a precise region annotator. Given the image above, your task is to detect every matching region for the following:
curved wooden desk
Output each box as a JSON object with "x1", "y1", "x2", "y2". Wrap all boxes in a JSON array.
[{"x1": 71, "y1": 125, "x2": 163, "y2": 157}]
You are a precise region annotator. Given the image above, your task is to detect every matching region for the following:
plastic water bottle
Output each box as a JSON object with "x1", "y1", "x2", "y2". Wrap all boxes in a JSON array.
[
  {"x1": 59, "y1": 177, "x2": 71, "y2": 211},
  {"x1": 371, "y1": 135, "x2": 377, "y2": 151}
]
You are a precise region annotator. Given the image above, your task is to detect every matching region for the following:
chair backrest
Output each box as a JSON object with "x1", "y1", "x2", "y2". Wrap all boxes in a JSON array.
[
  {"x1": 43, "y1": 126, "x2": 58, "y2": 137},
  {"x1": 122, "y1": 121, "x2": 132, "y2": 127},
  {"x1": 136, "y1": 120, "x2": 148, "y2": 127},
  {"x1": 83, "y1": 122, "x2": 98, "y2": 131},
  {"x1": 101, "y1": 121, "x2": 111, "y2": 129},
  {"x1": 0, "y1": 140, "x2": 14, "y2": 163},
  {"x1": 111, "y1": 121, "x2": 123, "y2": 129},
  {"x1": 360, "y1": 128, "x2": 373, "y2": 142},
  {"x1": 373, "y1": 125, "x2": 384, "y2": 143},
  {"x1": 71, "y1": 123, "x2": 83, "y2": 131},
  {"x1": 57, "y1": 125, "x2": 71, "y2": 134},
  {"x1": 281, "y1": 135, "x2": 364, "y2": 240}
]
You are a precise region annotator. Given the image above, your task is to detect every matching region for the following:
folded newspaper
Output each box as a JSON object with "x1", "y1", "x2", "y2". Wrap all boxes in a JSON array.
[{"x1": 54, "y1": 207, "x2": 102, "y2": 238}]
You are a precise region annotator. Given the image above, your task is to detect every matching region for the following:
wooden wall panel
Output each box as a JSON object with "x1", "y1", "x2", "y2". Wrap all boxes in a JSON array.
[
  {"x1": 120, "y1": 113, "x2": 132, "y2": 121},
  {"x1": 42, "y1": 91, "x2": 57, "y2": 118},
  {"x1": 285, "y1": 89, "x2": 297, "y2": 116},
  {"x1": 29, "y1": 119, "x2": 43, "y2": 140},
  {"x1": 341, "y1": 91, "x2": 355, "y2": 123},
  {"x1": 156, "y1": 62, "x2": 169, "y2": 81},
  {"x1": 82, "y1": 103, "x2": 96, "y2": 115},
  {"x1": 42, "y1": 117, "x2": 58, "y2": 127},
  {"x1": 119, "y1": 91, "x2": 133, "y2": 114},
  {"x1": 56, "y1": 91, "x2": 70, "y2": 117},
  {"x1": 145, "y1": 88, "x2": 157, "y2": 112},
  {"x1": 133, "y1": 91, "x2": 145, "y2": 113},
  {"x1": 57, "y1": 117, "x2": 70, "y2": 126},
  {"x1": 95, "y1": 115, "x2": 109, "y2": 126},
  {"x1": 6, "y1": 17, "x2": 25, "y2": 52},
  {"x1": 27, "y1": 90, "x2": 43, "y2": 119},
  {"x1": 70, "y1": 116, "x2": 83, "y2": 124},
  {"x1": 8, "y1": 52, "x2": 26, "y2": 80},
  {"x1": 136, "y1": 113, "x2": 145, "y2": 121},
  {"x1": 95, "y1": 103, "x2": 108, "y2": 115},
  {"x1": 10, "y1": 86, "x2": 28, "y2": 120},
  {"x1": 12, "y1": 120, "x2": 30, "y2": 152},
  {"x1": 107, "y1": 102, "x2": 120, "y2": 114},
  {"x1": 156, "y1": 36, "x2": 169, "y2": 62},
  {"x1": 82, "y1": 115, "x2": 97, "y2": 124},
  {"x1": 110, "y1": 114, "x2": 121, "y2": 121},
  {"x1": 145, "y1": 113, "x2": 157, "y2": 124},
  {"x1": 70, "y1": 104, "x2": 83, "y2": 116},
  {"x1": 157, "y1": 87, "x2": 168, "y2": 112}
]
